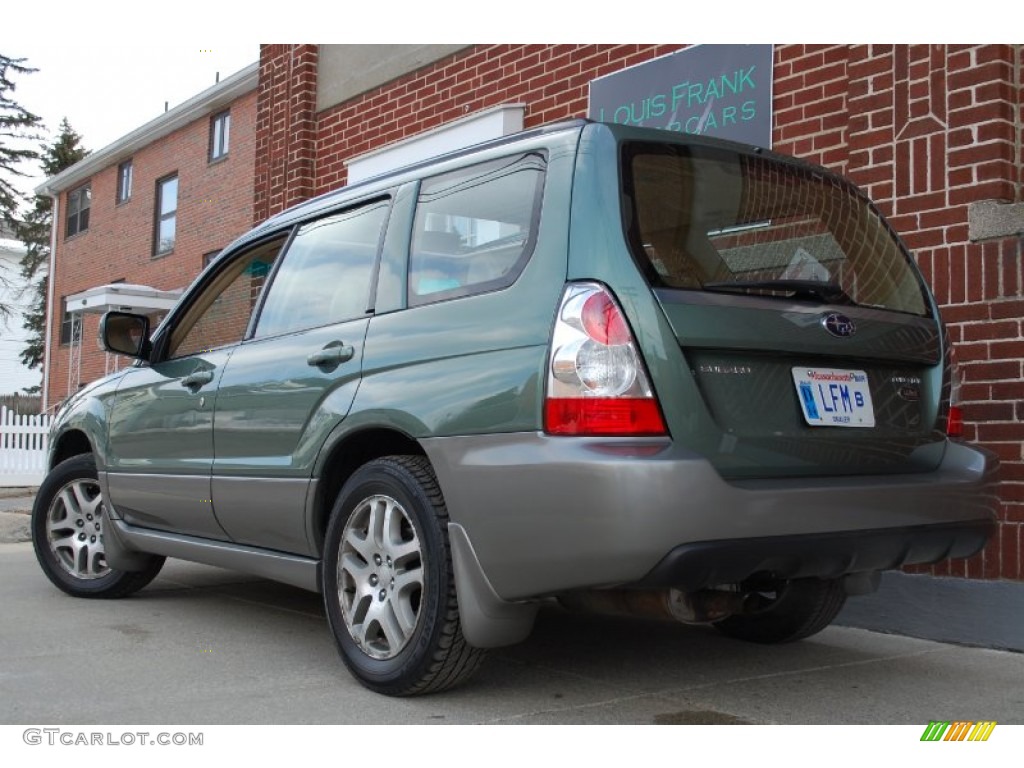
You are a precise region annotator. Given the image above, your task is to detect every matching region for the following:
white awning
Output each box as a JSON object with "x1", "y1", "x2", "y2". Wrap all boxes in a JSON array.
[
  {"x1": 65, "y1": 283, "x2": 182, "y2": 315},
  {"x1": 346, "y1": 104, "x2": 526, "y2": 185}
]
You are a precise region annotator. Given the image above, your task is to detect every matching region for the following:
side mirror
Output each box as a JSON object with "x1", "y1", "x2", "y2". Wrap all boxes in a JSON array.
[{"x1": 101, "y1": 311, "x2": 151, "y2": 359}]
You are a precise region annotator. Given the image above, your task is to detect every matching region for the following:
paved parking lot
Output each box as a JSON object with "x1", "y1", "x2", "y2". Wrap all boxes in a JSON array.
[{"x1": 2, "y1": 540, "x2": 1022, "y2": 725}]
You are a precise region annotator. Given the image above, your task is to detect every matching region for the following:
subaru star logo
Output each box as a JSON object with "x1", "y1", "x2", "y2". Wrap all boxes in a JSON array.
[{"x1": 822, "y1": 312, "x2": 856, "y2": 338}]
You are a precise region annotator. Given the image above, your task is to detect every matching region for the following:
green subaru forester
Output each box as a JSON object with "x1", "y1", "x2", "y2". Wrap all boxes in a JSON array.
[{"x1": 33, "y1": 120, "x2": 999, "y2": 695}]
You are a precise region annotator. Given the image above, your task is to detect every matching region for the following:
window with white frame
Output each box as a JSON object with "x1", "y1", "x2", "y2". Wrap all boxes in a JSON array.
[
  {"x1": 59, "y1": 300, "x2": 80, "y2": 345},
  {"x1": 116, "y1": 160, "x2": 133, "y2": 204},
  {"x1": 210, "y1": 110, "x2": 230, "y2": 161},
  {"x1": 66, "y1": 184, "x2": 91, "y2": 237},
  {"x1": 154, "y1": 174, "x2": 178, "y2": 256}
]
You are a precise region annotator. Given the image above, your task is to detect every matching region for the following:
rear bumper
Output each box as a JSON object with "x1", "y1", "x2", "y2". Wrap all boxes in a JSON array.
[
  {"x1": 424, "y1": 435, "x2": 999, "y2": 601},
  {"x1": 636, "y1": 520, "x2": 994, "y2": 591}
]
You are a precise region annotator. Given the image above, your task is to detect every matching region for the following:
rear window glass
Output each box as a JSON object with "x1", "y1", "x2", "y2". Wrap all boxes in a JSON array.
[
  {"x1": 408, "y1": 152, "x2": 545, "y2": 305},
  {"x1": 622, "y1": 142, "x2": 929, "y2": 317}
]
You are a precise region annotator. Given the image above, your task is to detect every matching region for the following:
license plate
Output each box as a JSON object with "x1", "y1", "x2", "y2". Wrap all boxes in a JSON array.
[{"x1": 791, "y1": 368, "x2": 875, "y2": 427}]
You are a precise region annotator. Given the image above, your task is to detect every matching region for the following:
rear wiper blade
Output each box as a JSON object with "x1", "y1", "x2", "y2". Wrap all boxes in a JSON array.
[{"x1": 702, "y1": 279, "x2": 855, "y2": 305}]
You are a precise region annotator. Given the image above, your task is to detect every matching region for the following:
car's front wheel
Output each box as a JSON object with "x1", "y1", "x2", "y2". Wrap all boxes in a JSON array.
[
  {"x1": 32, "y1": 454, "x2": 165, "y2": 598},
  {"x1": 322, "y1": 455, "x2": 484, "y2": 695},
  {"x1": 712, "y1": 577, "x2": 846, "y2": 644}
]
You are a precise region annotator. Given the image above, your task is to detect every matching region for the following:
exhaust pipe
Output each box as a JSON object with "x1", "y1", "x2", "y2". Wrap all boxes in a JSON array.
[{"x1": 559, "y1": 588, "x2": 745, "y2": 625}]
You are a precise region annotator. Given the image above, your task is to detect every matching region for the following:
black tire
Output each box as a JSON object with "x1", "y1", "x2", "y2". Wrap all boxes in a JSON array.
[
  {"x1": 713, "y1": 577, "x2": 846, "y2": 644},
  {"x1": 32, "y1": 454, "x2": 165, "y2": 598},
  {"x1": 322, "y1": 455, "x2": 484, "y2": 696}
]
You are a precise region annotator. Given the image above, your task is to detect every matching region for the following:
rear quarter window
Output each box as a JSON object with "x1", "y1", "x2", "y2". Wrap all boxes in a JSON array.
[{"x1": 408, "y1": 152, "x2": 546, "y2": 306}]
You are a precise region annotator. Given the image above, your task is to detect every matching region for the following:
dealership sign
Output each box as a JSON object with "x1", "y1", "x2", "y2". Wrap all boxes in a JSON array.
[{"x1": 588, "y1": 44, "x2": 774, "y2": 148}]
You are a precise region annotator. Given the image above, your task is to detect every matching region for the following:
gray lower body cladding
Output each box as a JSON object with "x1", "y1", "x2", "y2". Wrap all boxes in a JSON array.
[
  {"x1": 104, "y1": 515, "x2": 319, "y2": 592},
  {"x1": 423, "y1": 434, "x2": 1000, "y2": 601}
]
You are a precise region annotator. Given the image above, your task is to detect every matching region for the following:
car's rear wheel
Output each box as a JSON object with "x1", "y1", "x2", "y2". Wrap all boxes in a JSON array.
[
  {"x1": 32, "y1": 454, "x2": 165, "y2": 598},
  {"x1": 322, "y1": 455, "x2": 484, "y2": 695},
  {"x1": 712, "y1": 577, "x2": 846, "y2": 644}
]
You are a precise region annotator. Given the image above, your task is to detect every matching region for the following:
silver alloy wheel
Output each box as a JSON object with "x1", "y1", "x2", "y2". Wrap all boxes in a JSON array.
[
  {"x1": 338, "y1": 493, "x2": 424, "y2": 660},
  {"x1": 45, "y1": 477, "x2": 110, "y2": 580}
]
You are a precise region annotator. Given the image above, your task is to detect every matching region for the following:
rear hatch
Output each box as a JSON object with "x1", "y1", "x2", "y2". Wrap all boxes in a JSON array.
[{"x1": 621, "y1": 140, "x2": 947, "y2": 479}]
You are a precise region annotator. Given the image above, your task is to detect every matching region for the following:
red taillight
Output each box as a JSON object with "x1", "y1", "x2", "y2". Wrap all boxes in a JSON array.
[
  {"x1": 946, "y1": 405, "x2": 964, "y2": 438},
  {"x1": 545, "y1": 398, "x2": 667, "y2": 436},
  {"x1": 580, "y1": 292, "x2": 630, "y2": 345},
  {"x1": 944, "y1": 340, "x2": 964, "y2": 438},
  {"x1": 545, "y1": 283, "x2": 667, "y2": 437}
]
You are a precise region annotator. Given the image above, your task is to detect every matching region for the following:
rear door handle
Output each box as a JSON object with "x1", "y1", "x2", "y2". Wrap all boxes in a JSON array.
[
  {"x1": 181, "y1": 370, "x2": 214, "y2": 389},
  {"x1": 307, "y1": 342, "x2": 355, "y2": 368}
]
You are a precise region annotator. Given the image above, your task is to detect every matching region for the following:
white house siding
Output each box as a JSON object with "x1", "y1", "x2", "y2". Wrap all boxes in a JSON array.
[{"x1": 0, "y1": 239, "x2": 41, "y2": 396}]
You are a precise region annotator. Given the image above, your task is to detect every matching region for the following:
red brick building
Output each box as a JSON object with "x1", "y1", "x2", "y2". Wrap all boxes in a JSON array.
[
  {"x1": 255, "y1": 44, "x2": 1022, "y2": 582},
  {"x1": 38, "y1": 63, "x2": 258, "y2": 406}
]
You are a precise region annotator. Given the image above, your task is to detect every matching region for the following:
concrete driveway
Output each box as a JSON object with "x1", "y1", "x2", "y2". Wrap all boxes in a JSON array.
[{"x1": 2, "y1": 540, "x2": 1022, "y2": 725}]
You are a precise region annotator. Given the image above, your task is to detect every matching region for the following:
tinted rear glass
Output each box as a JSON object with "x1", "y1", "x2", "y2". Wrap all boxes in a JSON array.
[{"x1": 622, "y1": 142, "x2": 930, "y2": 317}]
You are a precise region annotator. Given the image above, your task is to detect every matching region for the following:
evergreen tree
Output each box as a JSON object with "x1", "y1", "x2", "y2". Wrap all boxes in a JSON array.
[
  {"x1": 16, "y1": 118, "x2": 89, "y2": 372},
  {"x1": 0, "y1": 54, "x2": 42, "y2": 326}
]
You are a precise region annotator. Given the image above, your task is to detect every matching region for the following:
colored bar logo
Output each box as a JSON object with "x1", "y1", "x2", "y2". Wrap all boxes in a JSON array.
[{"x1": 920, "y1": 721, "x2": 997, "y2": 741}]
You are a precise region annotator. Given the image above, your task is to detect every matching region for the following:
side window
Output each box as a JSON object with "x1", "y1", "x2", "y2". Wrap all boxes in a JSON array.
[
  {"x1": 116, "y1": 160, "x2": 133, "y2": 204},
  {"x1": 153, "y1": 174, "x2": 178, "y2": 256},
  {"x1": 254, "y1": 201, "x2": 388, "y2": 338},
  {"x1": 59, "y1": 299, "x2": 79, "y2": 345},
  {"x1": 409, "y1": 152, "x2": 545, "y2": 305},
  {"x1": 167, "y1": 236, "x2": 285, "y2": 359},
  {"x1": 209, "y1": 110, "x2": 230, "y2": 161},
  {"x1": 66, "y1": 184, "x2": 91, "y2": 238}
]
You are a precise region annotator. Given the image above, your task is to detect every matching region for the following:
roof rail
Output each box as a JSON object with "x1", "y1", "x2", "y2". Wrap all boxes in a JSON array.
[{"x1": 271, "y1": 118, "x2": 590, "y2": 223}]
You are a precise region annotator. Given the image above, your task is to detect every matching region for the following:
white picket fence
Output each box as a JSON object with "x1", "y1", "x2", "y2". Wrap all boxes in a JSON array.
[{"x1": 0, "y1": 407, "x2": 51, "y2": 486}]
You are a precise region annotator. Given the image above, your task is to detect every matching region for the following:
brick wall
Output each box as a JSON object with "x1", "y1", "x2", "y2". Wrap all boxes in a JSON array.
[
  {"x1": 254, "y1": 44, "x2": 683, "y2": 215},
  {"x1": 48, "y1": 89, "x2": 257, "y2": 404},
  {"x1": 254, "y1": 45, "x2": 319, "y2": 222},
  {"x1": 257, "y1": 43, "x2": 1022, "y2": 581},
  {"x1": 841, "y1": 45, "x2": 1022, "y2": 582}
]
